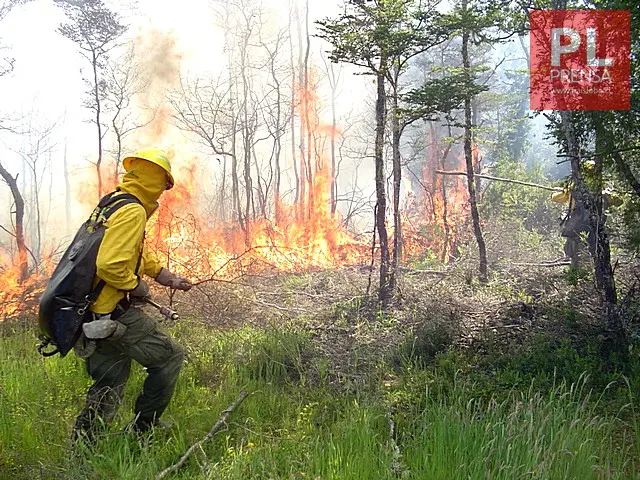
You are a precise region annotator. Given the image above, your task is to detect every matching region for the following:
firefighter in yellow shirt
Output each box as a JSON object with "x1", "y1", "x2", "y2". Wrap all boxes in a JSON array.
[
  {"x1": 73, "y1": 148, "x2": 192, "y2": 442},
  {"x1": 551, "y1": 184, "x2": 622, "y2": 268}
]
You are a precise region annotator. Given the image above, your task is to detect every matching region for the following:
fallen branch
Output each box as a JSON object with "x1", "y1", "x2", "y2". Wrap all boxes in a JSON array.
[
  {"x1": 512, "y1": 261, "x2": 571, "y2": 267},
  {"x1": 400, "y1": 267, "x2": 448, "y2": 275},
  {"x1": 156, "y1": 390, "x2": 249, "y2": 480},
  {"x1": 435, "y1": 170, "x2": 562, "y2": 192}
]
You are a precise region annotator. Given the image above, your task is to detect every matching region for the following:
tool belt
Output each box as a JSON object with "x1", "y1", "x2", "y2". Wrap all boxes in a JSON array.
[{"x1": 110, "y1": 297, "x2": 130, "y2": 321}]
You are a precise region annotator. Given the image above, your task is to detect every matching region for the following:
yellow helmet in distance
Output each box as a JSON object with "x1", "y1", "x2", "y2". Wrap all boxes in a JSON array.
[{"x1": 123, "y1": 147, "x2": 175, "y2": 189}]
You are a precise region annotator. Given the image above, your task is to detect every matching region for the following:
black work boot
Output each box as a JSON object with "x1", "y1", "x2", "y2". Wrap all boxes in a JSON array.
[
  {"x1": 71, "y1": 409, "x2": 100, "y2": 447},
  {"x1": 128, "y1": 416, "x2": 172, "y2": 436}
]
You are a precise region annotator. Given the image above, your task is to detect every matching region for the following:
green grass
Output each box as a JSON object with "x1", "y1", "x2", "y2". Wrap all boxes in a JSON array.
[
  {"x1": 1, "y1": 321, "x2": 638, "y2": 479},
  {"x1": 398, "y1": 378, "x2": 636, "y2": 479}
]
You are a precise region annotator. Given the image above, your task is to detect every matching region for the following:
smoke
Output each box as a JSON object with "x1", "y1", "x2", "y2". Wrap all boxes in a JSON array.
[
  {"x1": 136, "y1": 30, "x2": 183, "y2": 88},
  {"x1": 130, "y1": 29, "x2": 184, "y2": 150}
]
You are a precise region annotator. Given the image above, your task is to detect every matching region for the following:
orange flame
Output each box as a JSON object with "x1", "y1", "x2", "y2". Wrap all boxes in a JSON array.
[
  {"x1": 402, "y1": 126, "x2": 473, "y2": 263},
  {"x1": 139, "y1": 69, "x2": 369, "y2": 281},
  {"x1": 0, "y1": 252, "x2": 50, "y2": 319},
  {"x1": 0, "y1": 52, "x2": 480, "y2": 319}
]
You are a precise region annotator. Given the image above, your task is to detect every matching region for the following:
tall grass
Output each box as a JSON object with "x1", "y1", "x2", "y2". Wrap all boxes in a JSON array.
[
  {"x1": 400, "y1": 378, "x2": 635, "y2": 479},
  {"x1": 0, "y1": 322, "x2": 637, "y2": 479}
]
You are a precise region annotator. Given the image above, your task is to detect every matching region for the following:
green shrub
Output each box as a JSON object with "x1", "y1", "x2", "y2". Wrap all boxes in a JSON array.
[{"x1": 482, "y1": 159, "x2": 562, "y2": 234}]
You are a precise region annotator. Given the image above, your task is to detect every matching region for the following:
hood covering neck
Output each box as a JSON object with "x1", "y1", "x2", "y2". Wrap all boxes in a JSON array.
[{"x1": 117, "y1": 158, "x2": 167, "y2": 217}]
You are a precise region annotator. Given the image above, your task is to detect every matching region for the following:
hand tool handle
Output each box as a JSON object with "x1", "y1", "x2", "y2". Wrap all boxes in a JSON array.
[{"x1": 144, "y1": 298, "x2": 180, "y2": 320}]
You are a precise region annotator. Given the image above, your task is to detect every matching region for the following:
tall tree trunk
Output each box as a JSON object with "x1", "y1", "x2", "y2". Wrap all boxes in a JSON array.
[
  {"x1": 440, "y1": 123, "x2": 454, "y2": 262},
  {"x1": 223, "y1": 3, "x2": 243, "y2": 235},
  {"x1": 593, "y1": 123, "x2": 620, "y2": 342},
  {"x1": 220, "y1": 153, "x2": 227, "y2": 221},
  {"x1": 288, "y1": 0, "x2": 299, "y2": 209},
  {"x1": 239, "y1": 14, "x2": 253, "y2": 246},
  {"x1": 375, "y1": 67, "x2": 391, "y2": 306},
  {"x1": 92, "y1": 49, "x2": 103, "y2": 199},
  {"x1": 561, "y1": 110, "x2": 621, "y2": 348},
  {"x1": 389, "y1": 80, "x2": 401, "y2": 294},
  {"x1": 29, "y1": 161, "x2": 42, "y2": 263},
  {"x1": 113, "y1": 117, "x2": 123, "y2": 184},
  {"x1": 252, "y1": 144, "x2": 267, "y2": 218},
  {"x1": 303, "y1": 0, "x2": 313, "y2": 222},
  {"x1": 231, "y1": 114, "x2": 243, "y2": 232},
  {"x1": 296, "y1": 3, "x2": 306, "y2": 221},
  {"x1": 0, "y1": 161, "x2": 28, "y2": 282},
  {"x1": 231, "y1": 140, "x2": 243, "y2": 232},
  {"x1": 552, "y1": 0, "x2": 622, "y2": 351},
  {"x1": 329, "y1": 63, "x2": 337, "y2": 217},
  {"x1": 461, "y1": 18, "x2": 488, "y2": 283},
  {"x1": 243, "y1": 125, "x2": 252, "y2": 240},
  {"x1": 271, "y1": 46, "x2": 283, "y2": 224}
]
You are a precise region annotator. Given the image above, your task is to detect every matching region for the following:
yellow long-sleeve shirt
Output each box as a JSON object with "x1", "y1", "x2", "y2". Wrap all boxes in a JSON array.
[
  {"x1": 90, "y1": 159, "x2": 168, "y2": 314},
  {"x1": 91, "y1": 203, "x2": 162, "y2": 314},
  {"x1": 551, "y1": 188, "x2": 622, "y2": 208}
]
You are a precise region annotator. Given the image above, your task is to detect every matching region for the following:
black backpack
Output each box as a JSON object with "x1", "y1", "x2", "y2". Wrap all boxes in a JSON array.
[{"x1": 37, "y1": 191, "x2": 142, "y2": 357}]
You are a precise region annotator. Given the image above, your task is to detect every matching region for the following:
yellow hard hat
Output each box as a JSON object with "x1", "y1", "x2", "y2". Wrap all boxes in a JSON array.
[{"x1": 123, "y1": 147, "x2": 174, "y2": 189}]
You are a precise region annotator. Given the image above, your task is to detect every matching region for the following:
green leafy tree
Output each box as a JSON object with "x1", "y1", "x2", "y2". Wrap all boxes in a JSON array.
[
  {"x1": 403, "y1": 0, "x2": 525, "y2": 283},
  {"x1": 317, "y1": 0, "x2": 447, "y2": 305}
]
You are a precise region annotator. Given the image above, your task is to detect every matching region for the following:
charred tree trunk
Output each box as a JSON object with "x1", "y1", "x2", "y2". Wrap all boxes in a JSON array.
[
  {"x1": 304, "y1": 0, "x2": 313, "y2": 223},
  {"x1": 462, "y1": 23, "x2": 488, "y2": 283},
  {"x1": 328, "y1": 63, "x2": 338, "y2": 217},
  {"x1": 561, "y1": 111, "x2": 622, "y2": 351},
  {"x1": 593, "y1": 123, "x2": 621, "y2": 344},
  {"x1": 289, "y1": 2, "x2": 299, "y2": 209},
  {"x1": 270, "y1": 45, "x2": 283, "y2": 224},
  {"x1": 389, "y1": 84, "x2": 401, "y2": 294},
  {"x1": 0, "y1": 161, "x2": 28, "y2": 282},
  {"x1": 231, "y1": 115, "x2": 244, "y2": 234},
  {"x1": 375, "y1": 67, "x2": 391, "y2": 306},
  {"x1": 296, "y1": 4, "x2": 307, "y2": 221}
]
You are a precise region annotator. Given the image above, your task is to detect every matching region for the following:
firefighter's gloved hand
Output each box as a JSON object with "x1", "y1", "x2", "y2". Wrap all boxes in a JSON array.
[
  {"x1": 155, "y1": 267, "x2": 193, "y2": 291},
  {"x1": 130, "y1": 278, "x2": 150, "y2": 301}
]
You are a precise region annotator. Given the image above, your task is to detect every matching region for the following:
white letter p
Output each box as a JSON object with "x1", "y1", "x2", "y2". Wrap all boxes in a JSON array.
[{"x1": 551, "y1": 28, "x2": 581, "y2": 67}]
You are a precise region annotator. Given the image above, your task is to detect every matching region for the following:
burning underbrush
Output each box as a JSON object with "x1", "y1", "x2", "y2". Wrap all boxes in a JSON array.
[
  {"x1": 145, "y1": 225, "x2": 604, "y2": 383},
  {"x1": 1, "y1": 217, "x2": 635, "y2": 393}
]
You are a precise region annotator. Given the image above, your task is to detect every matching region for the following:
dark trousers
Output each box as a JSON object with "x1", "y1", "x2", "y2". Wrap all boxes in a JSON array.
[{"x1": 74, "y1": 307, "x2": 184, "y2": 437}]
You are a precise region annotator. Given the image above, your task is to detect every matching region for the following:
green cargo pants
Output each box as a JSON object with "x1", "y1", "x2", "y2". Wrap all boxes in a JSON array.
[{"x1": 73, "y1": 307, "x2": 184, "y2": 439}]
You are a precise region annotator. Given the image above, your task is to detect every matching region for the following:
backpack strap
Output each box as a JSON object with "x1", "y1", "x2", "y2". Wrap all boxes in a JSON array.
[
  {"x1": 82, "y1": 192, "x2": 144, "y2": 313},
  {"x1": 96, "y1": 191, "x2": 143, "y2": 222}
]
